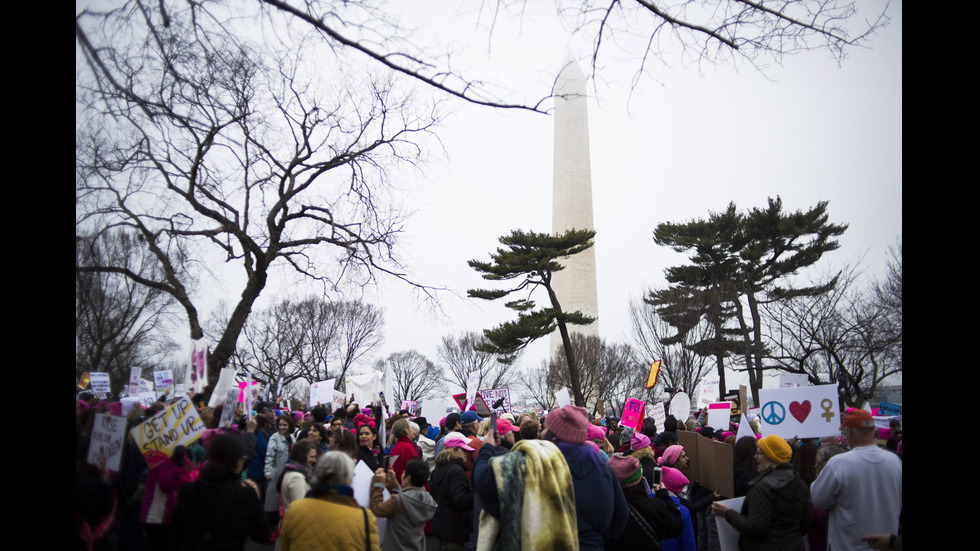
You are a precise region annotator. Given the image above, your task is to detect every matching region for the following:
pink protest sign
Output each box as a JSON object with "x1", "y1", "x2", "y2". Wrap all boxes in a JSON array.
[{"x1": 622, "y1": 398, "x2": 646, "y2": 431}]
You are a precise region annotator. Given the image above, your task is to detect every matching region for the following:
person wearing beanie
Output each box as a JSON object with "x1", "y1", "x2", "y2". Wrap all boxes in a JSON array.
[
  {"x1": 478, "y1": 404, "x2": 629, "y2": 551},
  {"x1": 618, "y1": 426, "x2": 634, "y2": 454},
  {"x1": 659, "y1": 466, "x2": 697, "y2": 551},
  {"x1": 630, "y1": 432, "x2": 658, "y2": 488},
  {"x1": 608, "y1": 455, "x2": 683, "y2": 551},
  {"x1": 711, "y1": 433, "x2": 812, "y2": 551}
]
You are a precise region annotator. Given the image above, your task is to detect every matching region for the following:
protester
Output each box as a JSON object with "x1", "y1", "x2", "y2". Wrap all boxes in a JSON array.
[
  {"x1": 278, "y1": 451, "x2": 380, "y2": 551},
  {"x1": 173, "y1": 433, "x2": 272, "y2": 550},
  {"x1": 710, "y1": 434, "x2": 812, "y2": 550},
  {"x1": 429, "y1": 435, "x2": 475, "y2": 550},
  {"x1": 660, "y1": 466, "x2": 697, "y2": 551},
  {"x1": 810, "y1": 409, "x2": 902, "y2": 551},
  {"x1": 141, "y1": 445, "x2": 196, "y2": 551},
  {"x1": 389, "y1": 418, "x2": 421, "y2": 485},
  {"x1": 357, "y1": 423, "x2": 384, "y2": 472},
  {"x1": 264, "y1": 415, "x2": 296, "y2": 525},
  {"x1": 732, "y1": 436, "x2": 759, "y2": 498},
  {"x1": 630, "y1": 432, "x2": 658, "y2": 486},
  {"x1": 608, "y1": 454, "x2": 683, "y2": 550},
  {"x1": 327, "y1": 427, "x2": 359, "y2": 461},
  {"x1": 370, "y1": 458, "x2": 438, "y2": 551}
]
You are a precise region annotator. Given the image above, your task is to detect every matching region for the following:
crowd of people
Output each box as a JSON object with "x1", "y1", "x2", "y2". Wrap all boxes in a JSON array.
[{"x1": 76, "y1": 391, "x2": 902, "y2": 551}]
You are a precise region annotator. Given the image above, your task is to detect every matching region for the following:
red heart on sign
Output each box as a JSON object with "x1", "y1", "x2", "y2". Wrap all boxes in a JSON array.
[{"x1": 789, "y1": 400, "x2": 811, "y2": 423}]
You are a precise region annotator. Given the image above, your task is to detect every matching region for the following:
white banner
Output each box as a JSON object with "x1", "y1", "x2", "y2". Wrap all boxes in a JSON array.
[{"x1": 758, "y1": 384, "x2": 841, "y2": 439}]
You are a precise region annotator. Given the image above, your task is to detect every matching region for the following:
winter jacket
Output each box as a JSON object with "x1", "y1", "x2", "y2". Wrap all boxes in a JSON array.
[
  {"x1": 370, "y1": 480, "x2": 438, "y2": 551},
  {"x1": 140, "y1": 455, "x2": 194, "y2": 525},
  {"x1": 429, "y1": 456, "x2": 474, "y2": 542},
  {"x1": 173, "y1": 467, "x2": 272, "y2": 551},
  {"x1": 722, "y1": 463, "x2": 812, "y2": 551},
  {"x1": 389, "y1": 437, "x2": 420, "y2": 485},
  {"x1": 277, "y1": 463, "x2": 311, "y2": 513},
  {"x1": 661, "y1": 495, "x2": 697, "y2": 551},
  {"x1": 263, "y1": 432, "x2": 294, "y2": 512},
  {"x1": 358, "y1": 445, "x2": 383, "y2": 473},
  {"x1": 610, "y1": 485, "x2": 683, "y2": 550},
  {"x1": 279, "y1": 494, "x2": 379, "y2": 551},
  {"x1": 562, "y1": 445, "x2": 629, "y2": 551}
]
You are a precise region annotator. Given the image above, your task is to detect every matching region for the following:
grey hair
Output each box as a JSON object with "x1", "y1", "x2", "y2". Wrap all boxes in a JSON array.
[
  {"x1": 409, "y1": 421, "x2": 420, "y2": 437},
  {"x1": 314, "y1": 450, "x2": 355, "y2": 486}
]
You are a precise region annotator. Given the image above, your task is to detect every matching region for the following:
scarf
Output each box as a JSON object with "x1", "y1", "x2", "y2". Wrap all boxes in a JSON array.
[{"x1": 477, "y1": 439, "x2": 579, "y2": 551}]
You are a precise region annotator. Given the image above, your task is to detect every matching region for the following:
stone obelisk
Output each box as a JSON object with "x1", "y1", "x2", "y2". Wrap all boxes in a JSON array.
[{"x1": 550, "y1": 55, "x2": 599, "y2": 359}]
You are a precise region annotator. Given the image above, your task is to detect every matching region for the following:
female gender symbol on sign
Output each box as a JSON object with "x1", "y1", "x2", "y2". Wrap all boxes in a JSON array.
[{"x1": 762, "y1": 401, "x2": 786, "y2": 425}]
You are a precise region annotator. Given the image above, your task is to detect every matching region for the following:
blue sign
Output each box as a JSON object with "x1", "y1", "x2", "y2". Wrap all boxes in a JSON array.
[{"x1": 878, "y1": 401, "x2": 902, "y2": 416}]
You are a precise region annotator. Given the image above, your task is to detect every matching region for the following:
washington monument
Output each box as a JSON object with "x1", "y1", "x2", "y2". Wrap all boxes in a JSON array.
[{"x1": 550, "y1": 56, "x2": 599, "y2": 358}]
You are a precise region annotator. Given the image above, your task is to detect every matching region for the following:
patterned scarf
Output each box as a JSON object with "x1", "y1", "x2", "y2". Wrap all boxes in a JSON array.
[{"x1": 478, "y1": 439, "x2": 578, "y2": 551}]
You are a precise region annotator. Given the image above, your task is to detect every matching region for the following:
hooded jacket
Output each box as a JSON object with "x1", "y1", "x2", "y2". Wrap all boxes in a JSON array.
[
  {"x1": 723, "y1": 463, "x2": 812, "y2": 551},
  {"x1": 371, "y1": 482, "x2": 438, "y2": 551}
]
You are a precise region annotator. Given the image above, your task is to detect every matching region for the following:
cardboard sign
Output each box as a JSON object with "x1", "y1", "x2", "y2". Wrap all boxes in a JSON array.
[
  {"x1": 878, "y1": 401, "x2": 902, "y2": 416},
  {"x1": 707, "y1": 402, "x2": 733, "y2": 431},
  {"x1": 400, "y1": 400, "x2": 418, "y2": 416},
  {"x1": 88, "y1": 413, "x2": 128, "y2": 472},
  {"x1": 90, "y1": 372, "x2": 111, "y2": 399},
  {"x1": 154, "y1": 370, "x2": 174, "y2": 394},
  {"x1": 622, "y1": 398, "x2": 646, "y2": 431},
  {"x1": 130, "y1": 396, "x2": 205, "y2": 469},
  {"x1": 678, "y1": 430, "x2": 735, "y2": 499},
  {"x1": 758, "y1": 384, "x2": 841, "y2": 439},
  {"x1": 650, "y1": 402, "x2": 666, "y2": 434},
  {"x1": 452, "y1": 392, "x2": 491, "y2": 416}
]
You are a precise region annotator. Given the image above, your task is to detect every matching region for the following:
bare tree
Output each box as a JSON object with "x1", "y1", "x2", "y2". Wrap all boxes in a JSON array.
[
  {"x1": 763, "y1": 259, "x2": 901, "y2": 407},
  {"x1": 76, "y1": 231, "x2": 179, "y2": 399},
  {"x1": 438, "y1": 331, "x2": 518, "y2": 393},
  {"x1": 629, "y1": 293, "x2": 714, "y2": 398},
  {"x1": 332, "y1": 301, "x2": 385, "y2": 389},
  {"x1": 76, "y1": 2, "x2": 435, "y2": 397},
  {"x1": 228, "y1": 301, "x2": 309, "y2": 400},
  {"x1": 549, "y1": 334, "x2": 643, "y2": 417},
  {"x1": 377, "y1": 350, "x2": 446, "y2": 404},
  {"x1": 524, "y1": 360, "x2": 558, "y2": 412},
  {"x1": 291, "y1": 297, "x2": 343, "y2": 384}
]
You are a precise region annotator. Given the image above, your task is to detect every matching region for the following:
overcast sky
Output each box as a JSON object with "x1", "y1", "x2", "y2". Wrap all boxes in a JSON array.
[{"x1": 203, "y1": 1, "x2": 903, "y2": 400}]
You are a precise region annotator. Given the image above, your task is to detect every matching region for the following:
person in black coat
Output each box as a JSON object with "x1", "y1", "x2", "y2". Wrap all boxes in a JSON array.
[
  {"x1": 429, "y1": 437, "x2": 475, "y2": 547},
  {"x1": 173, "y1": 433, "x2": 272, "y2": 551},
  {"x1": 608, "y1": 454, "x2": 683, "y2": 550}
]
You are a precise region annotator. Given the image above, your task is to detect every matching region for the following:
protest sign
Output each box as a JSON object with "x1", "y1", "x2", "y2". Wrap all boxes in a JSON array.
[
  {"x1": 715, "y1": 497, "x2": 746, "y2": 551},
  {"x1": 465, "y1": 371, "x2": 480, "y2": 410},
  {"x1": 400, "y1": 400, "x2": 418, "y2": 416},
  {"x1": 645, "y1": 360, "x2": 662, "y2": 389},
  {"x1": 153, "y1": 370, "x2": 174, "y2": 394},
  {"x1": 878, "y1": 401, "x2": 902, "y2": 416},
  {"x1": 650, "y1": 402, "x2": 666, "y2": 434},
  {"x1": 189, "y1": 340, "x2": 208, "y2": 395},
  {"x1": 669, "y1": 391, "x2": 691, "y2": 421},
  {"x1": 208, "y1": 368, "x2": 238, "y2": 408},
  {"x1": 90, "y1": 372, "x2": 111, "y2": 399},
  {"x1": 678, "y1": 430, "x2": 734, "y2": 499},
  {"x1": 77, "y1": 371, "x2": 91, "y2": 390},
  {"x1": 736, "y1": 414, "x2": 755, "y2": 441},
  {"x1": 88, "y1": 413, "x2": 128, "y2": 472},
  {"x1": 346, "y1": 371, "x2": 384, "y2": 405},
  {"x1": 120, "y1": 397, "x2": 142, "y2": 416},
  {"x1": 452, "y1": 392, "x2": 490, "y2": 416},
  {"x1": 554, "y1": 388, "x2": 571, "y2": 408},
  {"x1": 137, "y1": 392, "x2": 158, "y2": 408},
  {"x1": 707, "y1": 402, "x2": 733, "y2": 430},
  {"x1": 309, "y1": 379, "x2": 336, "y2": 407},
  {"x1": 779, "y1": 374, "x2": 809, "y2": 388},
  {"x1": 758, "y1": 383, "x2": 841, "y2": 439},
  {"x1": 477, "y1": 388, "x2": 511, "y2": 414},
  {"x1": 697, "y1": 379, "x2": 720, "y2": 409},
  {"x1": 129, "y1": 367, "x2": 142, "y2": 396},
  {"x1": 219, "y1": 387, "x2": 239, "y2": 428},
  {"x1": 130, "y1": 396, "x2": 205, "y2": 469},
  {"x1": 622, "y1": 398, "x2": 646, "y2": 431}
]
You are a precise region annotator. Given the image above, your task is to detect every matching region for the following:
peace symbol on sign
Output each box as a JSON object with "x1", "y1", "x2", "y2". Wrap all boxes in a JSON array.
[{"x1": 762, "y1": 401, "x2": 786, "y2": 425}]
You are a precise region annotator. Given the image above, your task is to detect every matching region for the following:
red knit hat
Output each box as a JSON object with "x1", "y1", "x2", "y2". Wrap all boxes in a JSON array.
[{"x1": 546, "y1": 405, "x2": 589, "y2": 444}]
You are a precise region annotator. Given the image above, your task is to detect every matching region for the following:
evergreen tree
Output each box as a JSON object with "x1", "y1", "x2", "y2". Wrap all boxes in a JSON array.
[{"x1": 468, "y1": 229, "x2": 596, "y2": 408}]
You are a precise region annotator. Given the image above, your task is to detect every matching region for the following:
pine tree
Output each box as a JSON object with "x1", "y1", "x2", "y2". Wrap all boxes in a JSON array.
[{"x1": 468, "y1": 228, "x2": 597, "y2": 407}]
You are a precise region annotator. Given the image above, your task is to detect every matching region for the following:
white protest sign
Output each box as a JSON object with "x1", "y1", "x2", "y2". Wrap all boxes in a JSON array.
[
  {"x1": 697, "y1": 379, "x2": 720, "y2": 409},
  {"x1": 478, "y1": 388, "x2": 512, "y2": 414},
  {"x1": 715, "y1": 496, "x2": 746, "y2": 551},
  {"x1": 758, "y1": 384, "x2": 841, "y2": 439},
  {"x1": 554, "y1": 388, "x2": 571, "y2": 408},
  {"x1": 736, "y1": 413, "x2": 755, "y2": 441},
  {"x1": 309, "y1": 379, "x2": 336, "y2": 407},
  {"x1": 88, "y1": 413, "x2": 128, "y2": 472},
  {"x1": 208, "y1": 368, "x2": 238, "y2": 408},
  {"x1": 130, "y1": 396, "x2": 206, "y2": 469},
  {"x1": 120, "y1": 397, "x2": 142, "y2": 416},
  {"x1": 707, "y1": 401, "x2": 732, "y2": 430},
  {"x1": 138, "y1": 378, "x2": 154, "y2": 395},
  {"x1": 351, "y1": 459, "x2": 388, "y2": 545},
  {"x1": 129, "y1": 367, "x2": 142, "y2": 396},
  {"x1": 137, "y1": 392, "x2": 158, "y2": 408},
  {"x1": 90, "y1": 372, "x2": 111, "y2": 399},
  {"x1": 779, "y1": 374, "x2": 809, "y2": 388},
  {"x1": 154, "y1": 370, "x2": 174, "y2": 394},
  {"x1": 669, "y1": 391, "x2": 691, "y2": 421},
  {"x1": 650, "y1": 402, "x2": 666, "y2": 434},
  {"x1": 465, "y1": 371, "x2": 480, "y2": 410},
  {"x1": 219, "y1": 387, "x2": 239, "y2": 428}
]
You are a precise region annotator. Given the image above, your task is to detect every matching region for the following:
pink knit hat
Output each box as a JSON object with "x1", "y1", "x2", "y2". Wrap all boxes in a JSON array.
[
  {"x1": 658, "y1": 445, "x2": 684, "y2": 467},
  {"x1": 545, "y1": 405, "x2": 589, "y2": 444},
  {"x1": 608, "y1": 454, "x2": 643, "y2": 487},
  {"x1": 586, "y1": 423, "x2": 606, "y2": 441},
  {"x1": 661, "y1": 466, "x2": 690, "y2": 493},
  {"x1": 630, "y1": 432, "x2": 651, "y2": 451}
]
